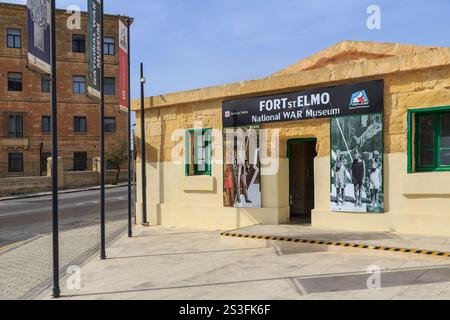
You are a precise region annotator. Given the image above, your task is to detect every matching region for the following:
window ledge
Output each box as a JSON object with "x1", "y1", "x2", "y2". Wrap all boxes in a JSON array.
[
  {"x1": 1, "y1": 138, "x2": 29, "y2": 151},
  {"x1": 401, "y1": 172, "x2": 450, "y2": 196},
  {"x1": 180, "y1": 176, "x2": 215, "y2": 192}
]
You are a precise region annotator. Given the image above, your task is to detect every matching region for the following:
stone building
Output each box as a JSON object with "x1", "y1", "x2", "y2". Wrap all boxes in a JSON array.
[
  {"x1": 0, "y1": 3, "x2": 131, "y2": 176},
  {"x1": 132, "y1": 41, "x2": 450, "y2": 236}
]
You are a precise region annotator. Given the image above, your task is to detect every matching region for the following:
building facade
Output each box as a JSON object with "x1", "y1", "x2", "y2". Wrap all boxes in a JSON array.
[
  {"x1": 132, "y1": 41, "x2": 450, "y2": 236},
  {"x1": 0, "y1": 3, "x2": 130, "y2": 177}
]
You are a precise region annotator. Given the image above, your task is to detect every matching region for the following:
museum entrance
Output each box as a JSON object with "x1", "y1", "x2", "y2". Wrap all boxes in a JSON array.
[{"x1": 288, "y1": 139, "x2": 317, "y2": 225}]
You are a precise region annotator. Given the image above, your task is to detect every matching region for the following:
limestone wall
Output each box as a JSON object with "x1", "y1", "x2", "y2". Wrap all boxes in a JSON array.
[{"x1": 0, "y1": 176, "x2": 52, "y2": 197}]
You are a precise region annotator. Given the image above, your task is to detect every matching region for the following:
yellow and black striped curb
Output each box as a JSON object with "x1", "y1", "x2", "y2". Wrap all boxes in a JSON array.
[{"x1": 221, "y1": 232, "x2": 450, "y2": 258}]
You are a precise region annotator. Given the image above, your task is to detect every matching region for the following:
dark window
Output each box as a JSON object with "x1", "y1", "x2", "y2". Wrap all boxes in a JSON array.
[
  {"x1": 8, "y1": 153, "x2": 23, "y2": 173},
  {"x1": 415, "y1": 111, "x2": 450, "y2": 171},
  {"x1": 41, "y1": 75, "x2": 51, "y2": 93},
  {"x1": 73, "y1": 152, "x2": 88, "y2": 171},
  {"x1": 73, "y1": 76, "x2": 86, "y2": 94},
  {"x1": 103, "y1": 37, "x2": 115, "y2": 55},
  {"x1": 7, "y1": 113, "x2": 24, "y2": 138},
  {"x1": 185, "y1": 129, "x2": 212, "y2": 176},
  {"x1": 42, "y1": 116, "x2": 51, "y2": 134},
  {"x1": 72, "y1": 34, "x2": 86, "y2": 53},
  {"x1": 104, "y1": 77, "x2": 116, "y2": 96},
  {"x1": 8, "y1": 72, "x2": 22, "y2": 91},
  {"x1": 74, "y1": 116, "x2": 87, "y2": 133},
  {"x1": 41, "y1": 152, "x2": 51, "y2": 174},
  {"x1": 7, "y1": 29, "x2": 21, "y2": 48},
  {"x1": 105, "y1": 117, "x2": 116, "y2": 133}
]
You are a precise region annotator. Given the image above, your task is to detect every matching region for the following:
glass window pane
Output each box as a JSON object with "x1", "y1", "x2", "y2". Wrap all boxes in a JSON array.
[
  {"x1": 104, "y1": 37, "x2": 115, "y2": 55},
  {"x1": 440, "y1": 114, "x2": 450, "y2": 148},
  {"x1": 8, "y1": 29, "x2": 20, "y2": 36},
  {"x1": 419, "y1": 150, "x2": 435, "y2": 167},
  {"x1": 8, "y1": 116, "x2": 15, "y2": 136},
  {"x1": 420, "y1": 133, "x2": 434, "y2": 148},
  {"x1": 9, "y1": 72, "x2": 21, "y2": 80},
  {"x1": 441, "y1": 149, "x2": 450, "y2": 166},
  {"x1": 105, "y1": 118, "x2": 116, "y2": 132},
  {"x1": 104, "y1": 78, "x2": 115, "y2": 95},
  {"x1": 420, "y1": 115, "x2": 434, "y2": 132},
  {"x1": 441, "y1": 113, "x2": 450, "y2": 131},
  {"x1": 417, "y1": 115, "x2": 435, "y2": 169},
  {"x1": 441, "y1": 135, "x2": 450, "y2": 149}
]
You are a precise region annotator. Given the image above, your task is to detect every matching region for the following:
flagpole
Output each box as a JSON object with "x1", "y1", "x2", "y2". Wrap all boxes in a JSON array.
[
  {"x1": 126, "y1": 18, "x2": 133, "y2": 238},
  {"x1": 100, "y1": 0, "x2": 106, "y2": 260},
  {"x1": 50, "y1": 0, "x2": 60, "y2": 299}
]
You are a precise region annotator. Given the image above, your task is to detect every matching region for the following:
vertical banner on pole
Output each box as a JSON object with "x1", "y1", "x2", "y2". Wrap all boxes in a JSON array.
[
  {"x1": 119, "y1": 20, "x2": 129, "y2": 113},
  {"x1": 27, "y1": 0, "x2": 52, "y2": 74},
  {"x1": 87, "y1": 0, "x2": 102, "y2": 99}
]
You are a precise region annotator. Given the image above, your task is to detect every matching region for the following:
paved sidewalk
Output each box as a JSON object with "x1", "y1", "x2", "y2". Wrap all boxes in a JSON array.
[
  {"x1": 0, "y1": 219, "x2": 128, "y2": 300},
  {"x1": 37, "y1": 226, "x2": 450, "y2": 300}
]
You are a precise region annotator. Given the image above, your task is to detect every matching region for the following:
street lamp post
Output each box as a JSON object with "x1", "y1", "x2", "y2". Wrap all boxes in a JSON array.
[
  {"x1": 50, "y1": 0, "x2": 60, "y2": 299},
  {"x1": 100, "y1": 0, "x2": 106, "y2": 260},
  {"x1": 140, "y1": 63, "x2": 148, "y2": 226}
]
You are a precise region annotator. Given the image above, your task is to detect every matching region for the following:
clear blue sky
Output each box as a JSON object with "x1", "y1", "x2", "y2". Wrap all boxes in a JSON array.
[{"x1": 4, "y1": 0, "x2": 450, "y2": 99}]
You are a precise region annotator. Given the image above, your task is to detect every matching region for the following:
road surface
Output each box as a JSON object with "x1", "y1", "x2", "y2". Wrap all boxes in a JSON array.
[{"x1": 0, "y1": 186, "x2": 129, "y2": 248}]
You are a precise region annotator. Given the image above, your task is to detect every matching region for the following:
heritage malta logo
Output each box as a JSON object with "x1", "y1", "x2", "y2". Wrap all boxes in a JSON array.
[{"x1": 350, "y1": 90, "x2": 369, "y2": 108}]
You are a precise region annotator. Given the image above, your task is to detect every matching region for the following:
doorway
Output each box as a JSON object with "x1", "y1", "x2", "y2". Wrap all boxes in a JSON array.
[{"x1": 288, "y1": 139, "x2": 317, "y2": 225}]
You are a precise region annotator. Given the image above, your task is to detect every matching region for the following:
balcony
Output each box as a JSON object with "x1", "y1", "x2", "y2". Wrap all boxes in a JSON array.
[{"x1": 1, "y1": 138, "x2": 30, "y2": 151}]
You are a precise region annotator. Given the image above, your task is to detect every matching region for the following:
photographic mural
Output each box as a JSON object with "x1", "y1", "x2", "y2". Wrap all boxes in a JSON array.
[
  {"x1": 223, "y1": 126, "x2": 261, "y2": 209},
  {"x1": 331, "y1": 113, "x2": 384, "y2": 213}
]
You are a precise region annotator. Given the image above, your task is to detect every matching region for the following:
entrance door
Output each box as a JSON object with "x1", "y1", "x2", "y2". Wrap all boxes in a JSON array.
[{"x1": 288, "y1": 139, "x2": 317, "y2": 224}]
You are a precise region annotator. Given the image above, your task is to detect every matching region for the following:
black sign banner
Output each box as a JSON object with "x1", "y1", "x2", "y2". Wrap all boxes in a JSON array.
[
  {"x1": 87, "y1": 0, "x2": 102, "y2": 99},
  {"x1": 222, "y1": 80, "x2": 384, "y2": 128},
  {"x1": 27, "y1": 0, "x2": 51, "y2": 75}
]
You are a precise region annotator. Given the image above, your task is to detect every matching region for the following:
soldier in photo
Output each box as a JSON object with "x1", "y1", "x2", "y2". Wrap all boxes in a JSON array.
[{"x1": 351, "y1": 150, "x2": 366, "y2": 208}]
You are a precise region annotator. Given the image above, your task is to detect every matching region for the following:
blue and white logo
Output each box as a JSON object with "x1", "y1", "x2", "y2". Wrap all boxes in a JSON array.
[{"x1": 350, "y1": 90, "x2": 370, "y2": 108}]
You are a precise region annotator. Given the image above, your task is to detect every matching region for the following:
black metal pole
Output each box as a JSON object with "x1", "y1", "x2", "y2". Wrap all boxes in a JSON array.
[
  {"x1": 50, "y1": 0, "x2": 60, "y2": 299},
  {"x1": 100, "y1": 0, "x2": 106, "y2": 260},
  {"x1": 126, "y1": 18, "x2": 133, "y2": 238},
  {"x1": 140, "y1": 63, "x2": 147, "y2": 225}
]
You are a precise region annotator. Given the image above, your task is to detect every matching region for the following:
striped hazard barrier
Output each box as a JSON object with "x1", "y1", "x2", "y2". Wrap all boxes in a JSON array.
[{"x1": 220, "y1": 232, "x2": 450, "y2": 258}]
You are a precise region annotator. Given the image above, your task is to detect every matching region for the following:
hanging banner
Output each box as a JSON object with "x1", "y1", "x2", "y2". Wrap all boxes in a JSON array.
[
  {"x1": 223, "y1": 126, "x2": 261, "y2": 209},
  {"x1": 223, "y1": 80, "x2": 384, "y2": 128},
  {"x1": 87, "y1": 0, "x2": 102, "y2": 99},
  {"x1": 27, "y1": 0, "x2": 51, "y2": 74},
  {"x1": 119, "y1": 20, "x2": 129, "y2": 113},
  {"x1": 330, "y1": 113, "x2": 384, "y2": 213}
]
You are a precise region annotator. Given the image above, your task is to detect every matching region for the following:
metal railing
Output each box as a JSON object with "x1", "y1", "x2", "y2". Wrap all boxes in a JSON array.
[
  {"x1": 0, "y1": 158, "x2": 129, "y2": 179},
  {"x1": 0, "y1": 161, "x2": 45, "y2": 178}
]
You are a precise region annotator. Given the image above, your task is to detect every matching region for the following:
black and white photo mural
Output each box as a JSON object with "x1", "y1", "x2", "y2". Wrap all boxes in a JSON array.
[{"x1": 331, "y1": 113, "x2": 384, "y2": 213}]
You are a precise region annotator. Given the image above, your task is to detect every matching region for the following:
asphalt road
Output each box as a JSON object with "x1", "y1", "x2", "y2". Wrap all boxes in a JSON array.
[{"x1": 0, "y1": 186, "x2": 129, "y2": 248}]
